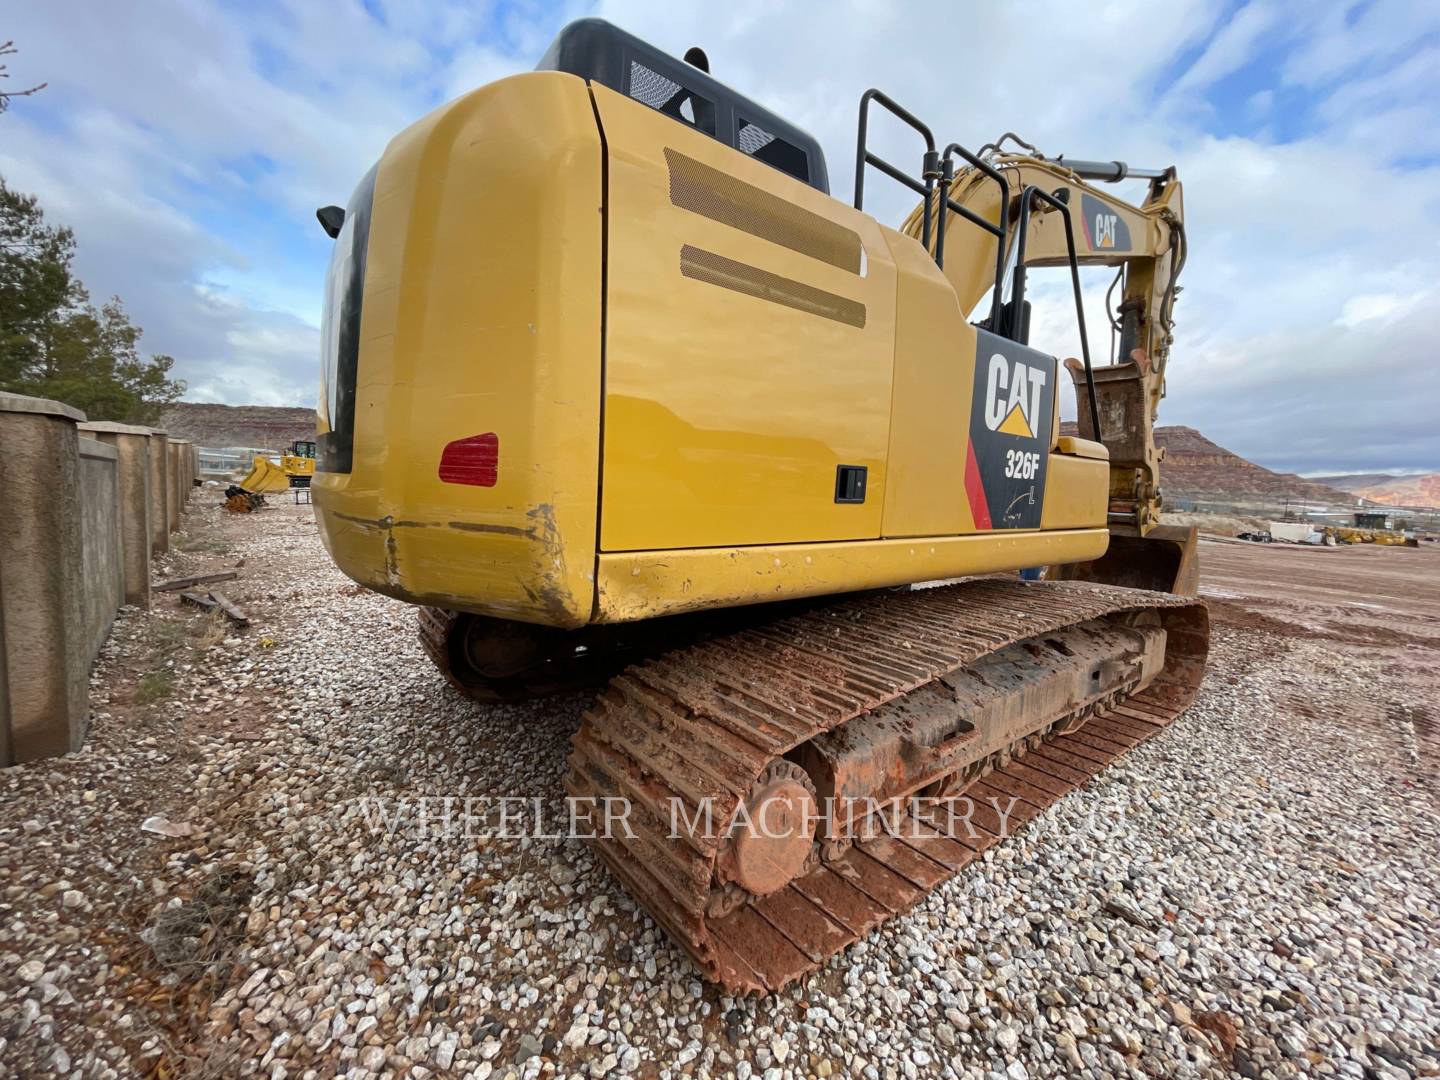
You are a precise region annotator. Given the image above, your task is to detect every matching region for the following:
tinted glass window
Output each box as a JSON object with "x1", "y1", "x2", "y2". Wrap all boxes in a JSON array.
[
  {"x1": 737, "y1": 117, "x2": 809, "y2": 184},
  {"x1": 317, "y1": 164, "x2": 376, "y2": 474},
  {"x1": 628, "y1": 60, "x2": 716, "y2": 135}
]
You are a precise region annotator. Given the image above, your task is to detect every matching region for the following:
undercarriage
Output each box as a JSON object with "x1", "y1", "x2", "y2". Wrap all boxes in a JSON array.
[{"x1": 421, "y1": 577, "x2": 1208, "y2": 993}]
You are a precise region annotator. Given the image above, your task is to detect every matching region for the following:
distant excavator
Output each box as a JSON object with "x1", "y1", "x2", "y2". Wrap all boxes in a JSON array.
[
  {"x1": 310, "y1": 19, "x2": 1208, "y2": 993},
  {"x1": 236, "y1": 439, "x2": 317, "y2": 493},
  {"x1": 227, "y1": 439, "x2": 317, "y2": 512}
]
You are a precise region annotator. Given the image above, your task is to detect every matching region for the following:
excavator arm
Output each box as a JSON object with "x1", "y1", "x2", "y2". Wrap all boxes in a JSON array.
[{"x1": 901, "y1": 150, "x2": 1197, "y2": 594}]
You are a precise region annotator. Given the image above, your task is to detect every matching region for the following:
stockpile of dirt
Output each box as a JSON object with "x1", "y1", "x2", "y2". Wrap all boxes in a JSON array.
[
  {"x1": 160, "y1": 403, "x2": 317, "y2": 450},
  {"x1": 1161, "y1": 509, "x2": 1270, "y2": 536}
]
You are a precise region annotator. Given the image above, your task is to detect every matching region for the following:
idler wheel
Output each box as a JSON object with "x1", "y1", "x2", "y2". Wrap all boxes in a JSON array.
[{"x1": 717, "y1": 761, "x2": 818, "y2": 898}]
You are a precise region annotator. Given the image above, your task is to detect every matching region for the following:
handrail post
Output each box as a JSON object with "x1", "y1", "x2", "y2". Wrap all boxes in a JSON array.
[
  {"x1": 934, "y1": 156, "x2": 955, "y2": 268},
  {"x1": 853, "y1": 89, "x2": 938, "y2": 251},
  {"x1": 1011, "y1": 185, "x2": 1101, "y2": 440},
  {"x1": 940, "y1": 142, "x2": 1010, "y2": 326}
]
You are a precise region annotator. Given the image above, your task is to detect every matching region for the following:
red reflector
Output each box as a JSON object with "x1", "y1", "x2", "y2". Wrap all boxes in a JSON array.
[{"x1": 438, "y1": 432, "x2": 499, "y2": 487}]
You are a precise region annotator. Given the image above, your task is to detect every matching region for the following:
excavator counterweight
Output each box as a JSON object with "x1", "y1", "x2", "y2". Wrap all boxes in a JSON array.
[{"x1": 311, "y1": 18, "x2": 1208, "y2": 992}]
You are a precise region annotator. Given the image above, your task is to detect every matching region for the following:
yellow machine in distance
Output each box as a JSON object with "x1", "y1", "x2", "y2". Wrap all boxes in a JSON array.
[
  {"x1": 310, "y1": 19, "x2": 1208, "y2": 993},
  {"x1": 280, "y1": 439, "x2": 317, "y2": 487},
  {"x1": 237, "y1": 439, "x2": 316, "y2": 493}
]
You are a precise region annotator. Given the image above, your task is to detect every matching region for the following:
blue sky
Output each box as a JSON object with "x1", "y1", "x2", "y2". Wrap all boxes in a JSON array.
[{"x1": 3, "y1": 0, "x2": 1438, "y2": 474}]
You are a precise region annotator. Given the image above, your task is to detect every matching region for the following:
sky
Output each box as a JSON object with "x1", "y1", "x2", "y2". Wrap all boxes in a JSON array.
[{"x1": 2, "y1": 0, "x2": 1437, "y2": 475}]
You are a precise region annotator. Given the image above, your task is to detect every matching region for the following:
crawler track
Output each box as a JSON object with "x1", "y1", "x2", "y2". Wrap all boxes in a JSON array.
[{"x1": 564, "y1": 578, "x2": 1208, "y2": 993}]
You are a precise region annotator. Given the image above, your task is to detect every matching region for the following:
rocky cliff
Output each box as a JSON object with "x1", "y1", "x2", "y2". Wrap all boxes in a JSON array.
[
  {"x1": 1155, "y1": 427, "x2": 1361, "y2": 504},
  {"x1": 1316, "y1": 473, "x2": 1440, "y2": 509},
  {"x1": 160, "y1": 402, "x2": 318, "y2": 450},
  {"x1": 1058, "y1": 423, "x2": 1359, "y2": 505}
]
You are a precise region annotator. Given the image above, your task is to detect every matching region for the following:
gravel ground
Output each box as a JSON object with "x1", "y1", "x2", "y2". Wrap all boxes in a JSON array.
[{"x1": 2, "y1": 496, "x2": 1437, "y2": 1079}]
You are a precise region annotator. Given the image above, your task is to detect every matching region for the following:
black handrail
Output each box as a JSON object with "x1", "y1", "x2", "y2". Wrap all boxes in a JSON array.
[
  {"x1": 1010, "y1": 185, "x2": 1102, "y2": 441},
  {"x1": 854, "y1": 92, "x2": 1102, "y2": 440},
  {"x1": 935, "y1": 142, "x2": 1009, "y2": 330},
  {"x1": 853, "y1": 89, "x2": 939, "y2": 252}
]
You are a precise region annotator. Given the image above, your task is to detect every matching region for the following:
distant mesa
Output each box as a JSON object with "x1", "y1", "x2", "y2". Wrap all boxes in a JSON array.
[
  {"x1": 1059, "y1": 423, "x2": 1439, "y2": 509},
  {"x1": 160, "y1": 402, "x2": 317, "y2": 451},
  {"x1": 1312, "y1": 471, "x2": 1440, "y2": 509},
  {"x1": 1150, "y1": 425, "x2": 1362, "y2": 504}
]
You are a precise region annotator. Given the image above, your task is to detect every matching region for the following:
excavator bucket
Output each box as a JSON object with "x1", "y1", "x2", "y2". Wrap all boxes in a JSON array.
[
  {"x1": 237, "y1": 454, "x2": 292, "y2": 494},
  {"x1": 1049, "y1": 523, "x2": 1199, "y2": 597}
]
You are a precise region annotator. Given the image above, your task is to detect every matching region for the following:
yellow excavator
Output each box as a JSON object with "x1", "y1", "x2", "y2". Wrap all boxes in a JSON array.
[
  {"x1": 236, "y1": 439, "x2": 317, "y2": 493},
  {"x1": 312, "y1": 19, "x2": 1208, "y2": 993}
]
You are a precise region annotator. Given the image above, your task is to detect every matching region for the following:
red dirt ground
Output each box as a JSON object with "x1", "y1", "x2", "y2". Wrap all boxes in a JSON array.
[{"x1": 1197, "y1": 537, "x2": 1440, "y2": 758}]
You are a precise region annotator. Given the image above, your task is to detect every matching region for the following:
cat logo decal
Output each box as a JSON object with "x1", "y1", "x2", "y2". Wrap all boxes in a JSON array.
[
  {"x1": 983, "y1": 352, "x2": 1049, "y2": 440},
  {"x1": 1079, "y1": 192, "x2": 1132, "y2": 252},
  {"x1": 966, "y1": 332, "x2": 1057, "y2": 531}
]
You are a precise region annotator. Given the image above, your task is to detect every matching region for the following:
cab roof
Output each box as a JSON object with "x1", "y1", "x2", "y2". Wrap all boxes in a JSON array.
[{"x1": 537, "y1": 18, "x2": 830, "y2": 194}]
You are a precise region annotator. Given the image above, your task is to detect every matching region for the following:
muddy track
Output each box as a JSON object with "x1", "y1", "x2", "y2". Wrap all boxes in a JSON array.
[{"x1": 565, "y1": 578, "x2": 1208, "y2": 993}]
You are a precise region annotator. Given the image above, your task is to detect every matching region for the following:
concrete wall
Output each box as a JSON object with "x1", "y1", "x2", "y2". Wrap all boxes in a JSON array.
[
  {"x1": 79, "y1": 422, "x2": 153, "y2": 609},
  {"x1": 166, "y1": 439, "x2": 183, "y2": 534},
  {"x1": 0, "y1": 394, "x2": 88, "y2": 764},
  {"x1": 165, "y1": 438, "x2": 196, "y2": 527},
  {"x1": 77, "y1": 438, "x2": 125, "y2": 662},
  {"x1": 147, "y1": 430, "x2": 170, "y2": 555},
  {"x1": 1, "y1": 394, "x2": 193, "y2": 765}
]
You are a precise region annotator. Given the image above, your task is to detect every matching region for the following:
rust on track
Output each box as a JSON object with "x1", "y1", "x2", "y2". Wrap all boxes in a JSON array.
[{"x1": 565, "y1": 578, "x2": 1208, "y2": 994}]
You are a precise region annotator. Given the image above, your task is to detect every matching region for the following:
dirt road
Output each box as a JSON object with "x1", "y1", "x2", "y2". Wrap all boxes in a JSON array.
[
  {"x1": 1198, "y1": 538, "x2": 1440, "y2": 761},
  {"x1": 1200, "y1": 538, "x2": 1440, "y2": 628}
]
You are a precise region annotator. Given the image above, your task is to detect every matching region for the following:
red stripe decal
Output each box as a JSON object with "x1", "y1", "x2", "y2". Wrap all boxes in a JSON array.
[
  {"x1": 438, "y1": 432, "x2": 499, "y2": 487},
  {"x1": 1079, "y1": 209, "x2": 1094, "y2": 249},
  {"x1": 964, "y1": 440, "x2": 992, "y2": 530}
]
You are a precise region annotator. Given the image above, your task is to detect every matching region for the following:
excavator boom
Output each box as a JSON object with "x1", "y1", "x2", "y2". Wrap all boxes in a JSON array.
[{"x1": 898, "y1": 149, "x2": 1195, "y2": 593}]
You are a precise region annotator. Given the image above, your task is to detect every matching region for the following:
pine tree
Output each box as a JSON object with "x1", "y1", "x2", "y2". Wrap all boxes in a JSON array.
[{"x1": 0, "y1": 177, "x2": 185, "y2": 423}]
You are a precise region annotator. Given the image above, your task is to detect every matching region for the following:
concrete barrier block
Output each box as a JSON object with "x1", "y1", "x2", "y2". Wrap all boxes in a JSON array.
[
  {"x1": 79, "y1": 422, "x2": 153, "y2": 609},
  {"x1": 0, "y1": 392, "x2": 88, "y2": 765},
  {"x1": 173, "y1": 439, "x2": 194, "y2": 500},
  {"x1": 166, "y1": 439, "x2": 183, "y2": 533},
  {"x1": 145, "y1": 429, "x2": 169, "y2": 555},
  {"x1": 77, "y1": 437, "x2": 124, "y2": 661}
]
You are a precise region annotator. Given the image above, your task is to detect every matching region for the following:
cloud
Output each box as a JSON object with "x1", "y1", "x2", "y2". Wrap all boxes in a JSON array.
[
  {"x1": 1335, "y1": 290, "x2": 1429, "y2": 329},
  {"x1": 1, "y1": 0, "x2": 1435, "y2": 475},
  {"x1": 0, "y1": 0, "x2": 547, "y2": 411},
  {"x1": 1281, "y1": 0, "x2": 1440, "y2": 88},
  {"x1": 1168, "y1": 1, "x2": 1286, "y2": 96}
]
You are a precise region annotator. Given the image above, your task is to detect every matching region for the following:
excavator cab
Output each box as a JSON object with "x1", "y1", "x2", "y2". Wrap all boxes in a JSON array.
[{"x1": 280, "y1": 439, "x2": 317, "y2": 487}]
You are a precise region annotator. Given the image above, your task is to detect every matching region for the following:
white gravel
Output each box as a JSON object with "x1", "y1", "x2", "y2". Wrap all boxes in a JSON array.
[{"x1": 1, "y1": 497, "x2": 1437, "y2": 1079}]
